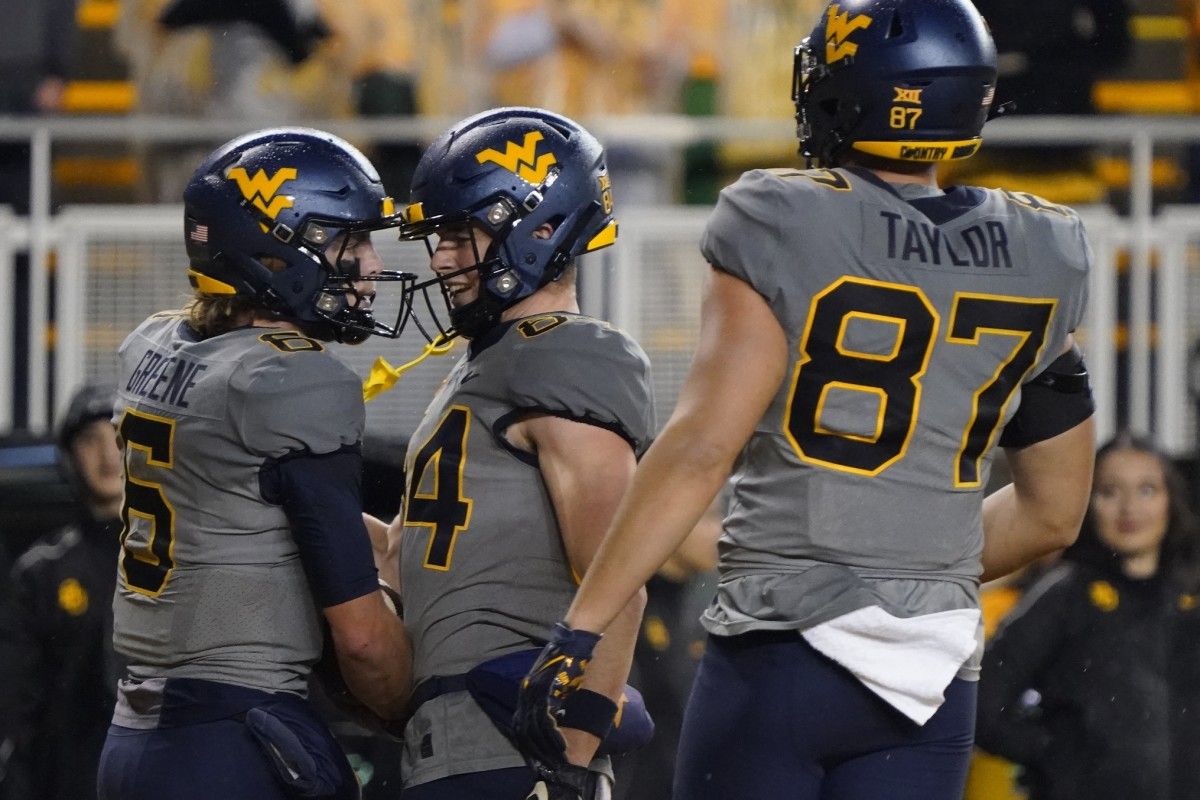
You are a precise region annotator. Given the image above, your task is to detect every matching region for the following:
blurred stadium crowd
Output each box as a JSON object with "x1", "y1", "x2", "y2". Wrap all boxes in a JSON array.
[
  {"x1": 4, "y1": 1, "x2": 1200, "y2": 799},
  {"x1": 10, "y1": 0, "x2": 1200, "y2": 207}
]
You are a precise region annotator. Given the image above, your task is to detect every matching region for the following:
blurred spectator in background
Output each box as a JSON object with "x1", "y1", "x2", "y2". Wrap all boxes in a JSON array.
[
  {"x1": 618, "y1": 497, "x2": 721, "y2": 800},
  {"x1": 476, "y1": 0, "x2": 685, "y2": 204},
  {"x1": 715, "y1": 0, "x2": 820, "y2": 187},
  {"x1": 156, "y1": 0, "x2": 333, "y2": 118},
  {"x1": 976, "y1": 432, "x2": 1200, "y2": 800},
  {"x1": 951, "y1": 0, "x2": 1133, "y2": 204},
  {"x1": 0, "y1": 0, "x2": 77, "y2": 209},
  {"x1": 117, "y1": 0, "x2": 362, "y2": 200},
  {"x1": 0, "y1": 0, "x2": 78, "y2": 430},
  {"x1": 974, "y1": 0, "x2": 1132, "y2": 117},
  {"x1": 341, "y1": 0, "x2": 422, "y2": 201},
  {"x1": 0, "y1": 385, "x2": 123, "y2": 800},
  {"x1": 963, "y1": 551, "x2": 1065, "y2": 800}
]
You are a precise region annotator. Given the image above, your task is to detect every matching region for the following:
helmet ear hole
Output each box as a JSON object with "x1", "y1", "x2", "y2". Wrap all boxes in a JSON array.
[
  {"x1": 257, "y1": 255, "x2": 289, "y2": 273},
  {"x1": 886, "y1": 12, "x2": 904, "y2": 39}
]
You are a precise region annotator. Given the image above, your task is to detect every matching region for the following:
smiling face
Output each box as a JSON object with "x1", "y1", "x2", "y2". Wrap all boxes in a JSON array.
[
  {"x1": 429, "y1": 222, "x2": 492, "y2": 309},
  {"x1": 1091, "y1": 447, "x2": 1171, "y2": 562}
]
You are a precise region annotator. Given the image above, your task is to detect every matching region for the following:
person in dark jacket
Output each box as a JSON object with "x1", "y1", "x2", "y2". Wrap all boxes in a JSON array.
[
  {"x1": 976, "y1": 432, "x2": 1200, "y2": 800},
  {"x1": 0, "y1": 385, "x2": 123, "y2": 800}
]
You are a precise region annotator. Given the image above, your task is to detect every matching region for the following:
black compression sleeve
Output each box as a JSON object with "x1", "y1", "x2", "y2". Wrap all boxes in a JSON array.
[
  {"x1": 999, "y1": 347, "x2": 1095, "y2": 449},
  {"x1": 259, "y1": 445, "x2": 379, "y2": 608}
]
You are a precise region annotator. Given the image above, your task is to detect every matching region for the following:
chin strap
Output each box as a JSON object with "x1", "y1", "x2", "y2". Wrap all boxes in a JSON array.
[{"x1": 362, "y1": 334, "x2": 457, "y2": 402}]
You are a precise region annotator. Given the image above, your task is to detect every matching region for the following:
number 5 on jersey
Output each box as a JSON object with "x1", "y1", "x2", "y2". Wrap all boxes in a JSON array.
[
  {"x1": 405, "y1": 405, "x2": 474, "y2": 570},
  {"x1": 118, "y1": 408, "x2": 177, "y2": 596}
]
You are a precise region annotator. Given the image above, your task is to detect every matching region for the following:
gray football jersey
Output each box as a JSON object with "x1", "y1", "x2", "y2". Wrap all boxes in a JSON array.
[
  {"x1": 698, "y1": 167, "x2": 1089, "y2": 635},
  {"x1": 111, "y1": 313, "x2": 364, "y2": 703},
  {"x1": 398, "y1": 313, "x2": 652, "y2": 785}
]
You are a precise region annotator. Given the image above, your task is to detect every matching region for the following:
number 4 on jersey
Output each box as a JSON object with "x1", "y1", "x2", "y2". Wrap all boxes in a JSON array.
[{"x1": 405, "y1": 405, "x2": 474, "y2": 570}]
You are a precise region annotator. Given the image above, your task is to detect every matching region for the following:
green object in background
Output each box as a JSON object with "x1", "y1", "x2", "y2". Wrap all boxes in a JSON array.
[
  {"x1": 347, "y1": 753, "x2": 376, "y2": 787},
  {"x1": 682, "y1": 75, "x2": 720, "y2": 206}
]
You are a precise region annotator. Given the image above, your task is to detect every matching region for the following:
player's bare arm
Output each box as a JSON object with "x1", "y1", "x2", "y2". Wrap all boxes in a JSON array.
[
  {"x1": 567, "y1": 266, "x2": 787, "y2": 635},
  {"x1": 362, "y1": 511, "x2": 402, "y2": 592},
  {"x1": 507, "y1": 412, "x2": 646, "y2": 767},
  {"x1": 981, "y1": 418, "x2": 1095, "y2": 582},
  {"x1": 324, "y1": 590, "x2": 413, "y2": 721}
]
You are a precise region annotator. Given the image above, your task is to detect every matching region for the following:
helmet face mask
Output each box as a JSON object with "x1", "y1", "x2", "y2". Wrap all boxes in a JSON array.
[
  {"x1": 183, "y1": 128, "x2": 419, "y2": 344},
  {"x1": 794, "y1": 0, "x2": 998, "y2": 169},
  {"x1": 399, "y1": 107, "x2": 618, "y2": 341}
]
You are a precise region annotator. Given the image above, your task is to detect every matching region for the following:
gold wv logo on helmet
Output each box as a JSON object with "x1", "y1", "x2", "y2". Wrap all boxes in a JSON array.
[
  {"x1": 825, "y1": 4, "x2": 873, "y2": 65},
  {"x1": 475, "y1": 131, "x2": 557, "y2": 184},
  {"x1": 226, "y1": 167, "x2": 298, "y2": 227}
]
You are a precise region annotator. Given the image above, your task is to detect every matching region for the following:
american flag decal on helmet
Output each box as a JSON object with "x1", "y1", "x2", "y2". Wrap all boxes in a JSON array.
[{"x1": 189, "y1": 222, "x2": 209, "y2": 243}]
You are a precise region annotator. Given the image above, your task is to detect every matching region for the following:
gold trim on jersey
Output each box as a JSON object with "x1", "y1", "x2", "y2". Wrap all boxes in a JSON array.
[
  {"x1": 783, "y1": 276, "x2": 940, "y2": 477},
  {"x1": 813, "y1": 381, "x2": 888, "y2": 444},
  {"x1": 518, "y1": 315, "x2": 570, "y2": 338},
  {"x1": 117, "y1": 407, "x2": 178, "y2": 598},
  {"x1": 406, "y1": 404, "x2": 475, "y2": 572},
  {"x1": 257, "y1": 331, "x2": 324, "y2": 353},
  {"x1": 946, "y1": 292, "x2": 1058, "y2": 489},
  {"x1": 834, "y1": 311, "x2": 905, "y2": 362}
]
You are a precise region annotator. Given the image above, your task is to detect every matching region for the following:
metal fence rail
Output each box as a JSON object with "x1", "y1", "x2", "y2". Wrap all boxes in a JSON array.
[{"x1": 6, "y1": 202, "x2": 1200, "y2": 455}]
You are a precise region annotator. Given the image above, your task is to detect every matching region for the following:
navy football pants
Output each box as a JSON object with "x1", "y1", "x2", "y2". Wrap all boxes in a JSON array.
[
  {"x1": 97, "y1": 683, "x2": 359, "y2": 800},
  {"x1": 674, "y1": 630, "x2": 976, "y2": 800},
  {"x1": 99, "y1": 718, "x2": 297, "y2": 800}
]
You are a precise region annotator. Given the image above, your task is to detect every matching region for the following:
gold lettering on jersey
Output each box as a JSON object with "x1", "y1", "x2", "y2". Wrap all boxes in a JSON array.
[
  {"x1": 226, "y1": 167, "x2": 298, "y2": 221},
  {"x1": 475, "y1": 131, "x2": 557, "y2": 185},
  {"x1": 258, "y1": 331, "x2": 324, "y2": 353},
  {"x1": 1002, "y1": 190, "x2": 1071, "y2": 216},
  {"x1": 808, "y1": 169, "x2": 852, "y2": 191},
  {"x1": 825, "y1": 5, "x2": 873, "y2": 65},
  {"x1": 518, "y1": 314, "x2": 570, "y2": 338}
]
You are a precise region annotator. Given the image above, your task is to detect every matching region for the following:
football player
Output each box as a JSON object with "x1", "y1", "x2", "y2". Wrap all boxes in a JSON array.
[
  {"x1": 376, "y1": 107, "x2": 655, "y2": 800},
  {"x1": 97, "y1": 128, "x2": 413, "y2": 800},
  {"x1": 514, "y1": 2, "x2": 1097, "y2": 798}
]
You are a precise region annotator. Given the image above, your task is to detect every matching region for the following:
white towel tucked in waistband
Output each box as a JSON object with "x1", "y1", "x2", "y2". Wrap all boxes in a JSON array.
[{"x1": 801, "y1": 605, "x2": 981, "y2": 725}]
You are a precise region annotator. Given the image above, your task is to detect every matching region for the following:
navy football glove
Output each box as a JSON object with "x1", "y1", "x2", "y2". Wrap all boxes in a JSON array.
[{"x1": 513, "y1": 623, "x2": 602, "y2": 767}]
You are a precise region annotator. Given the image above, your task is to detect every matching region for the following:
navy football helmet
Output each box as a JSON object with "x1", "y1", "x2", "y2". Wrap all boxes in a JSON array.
[
  {"x1": 399, "y1": 107, "x2": 618, "y2": 340},
  {"x1": 182, "y1": 127, "x2": 415, "y2": 344},
  {"x1": 794, "y1": 0, "x2": 998, "y2": 167}
]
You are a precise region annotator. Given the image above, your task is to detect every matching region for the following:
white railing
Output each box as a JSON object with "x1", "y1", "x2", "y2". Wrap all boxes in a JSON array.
[{"x1": 7, "y1": 201, "x2": 1200, "y2": 455}]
